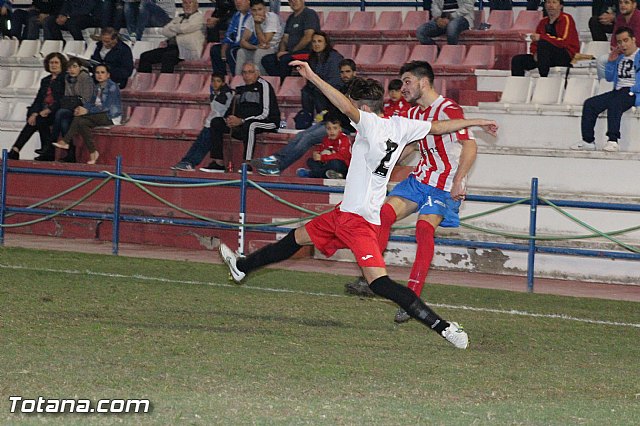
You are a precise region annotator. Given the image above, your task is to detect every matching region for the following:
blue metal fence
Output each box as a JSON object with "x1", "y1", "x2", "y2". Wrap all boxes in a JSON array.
[{"x1": 1, "y1": 152, "x2": 638, "y2": 291}]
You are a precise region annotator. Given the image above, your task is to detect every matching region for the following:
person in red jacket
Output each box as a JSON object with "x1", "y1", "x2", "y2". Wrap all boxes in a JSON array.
[
  {"x1": 383, "y1": 79, "x2": 411, "y2": 117},
  {"x1": 511, "y1": 0, "x2": 579, "y2": 77},
  {"x1": 296, "y1": 113, "x2": 352, "y2": 179}
]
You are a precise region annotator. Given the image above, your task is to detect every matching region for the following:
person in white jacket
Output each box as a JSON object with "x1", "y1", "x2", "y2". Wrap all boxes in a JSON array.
[{"x1": 138, "y1": 0, "x2": 205, "y2": 73}]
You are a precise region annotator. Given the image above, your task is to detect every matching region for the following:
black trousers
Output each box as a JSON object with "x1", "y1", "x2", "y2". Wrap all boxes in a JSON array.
[
  {"x1": 12, "y1": 115, "x2": 53, "y2": 152},
  {"x1": 210, "y1": 118, "x2": 278, "y2": 162},
  {"x1": 588, "y1": 16, "x2": 614, "y2": 42},
  {"x1": 138, "y1": 45, "x2": 181, "y2": 73},
  {"x1": 511, "y1": 40, "x2": 572, "y2": 77}
]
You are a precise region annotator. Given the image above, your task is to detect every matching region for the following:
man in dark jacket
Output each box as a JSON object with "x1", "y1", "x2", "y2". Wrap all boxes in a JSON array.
[
  {"x1": 90, "y1": 27, "x2": 134, "y2": 89},
  {"x1": 43, "y1": 0, "x2": 98, "y2": 40},
  {"x1": 200, "y1": 61, "x2": 280, "y2": 171}
]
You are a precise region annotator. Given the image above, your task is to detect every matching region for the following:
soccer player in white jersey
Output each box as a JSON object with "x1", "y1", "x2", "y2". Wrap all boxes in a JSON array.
[
  {"x1": 382, "y1": 61, "x2": 480, "y2": 323},
  {"x1": 219, "y1": 60, "x2": 497, "y2": 349}
]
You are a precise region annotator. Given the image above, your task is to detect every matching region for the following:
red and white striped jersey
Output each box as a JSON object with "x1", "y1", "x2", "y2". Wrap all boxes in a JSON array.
[{"x1": 406, "y1": 96, "x2": 473, "y2": 192}]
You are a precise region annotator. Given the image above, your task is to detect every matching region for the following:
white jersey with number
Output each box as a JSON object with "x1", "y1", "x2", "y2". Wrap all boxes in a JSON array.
[{"x1": 339, "y1": 110, "x2": 432, "y2": 225}]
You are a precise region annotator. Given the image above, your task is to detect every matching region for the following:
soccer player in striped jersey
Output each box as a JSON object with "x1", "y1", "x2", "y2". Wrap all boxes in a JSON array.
[
  {"x1": 381, "y1": 61, "x2": 479, "y2": 323},
  {"x1": 219, "y1": 60, "x2": 498, "y2": 349}
]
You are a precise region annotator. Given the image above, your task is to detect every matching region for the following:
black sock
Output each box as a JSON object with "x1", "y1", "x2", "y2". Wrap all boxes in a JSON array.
[
  {"x1": 236, "y1": 230, "x2": 302, "y2": 274},
  {"x1": 370, "y1": 276, "x2": 448, "y2": 334}
]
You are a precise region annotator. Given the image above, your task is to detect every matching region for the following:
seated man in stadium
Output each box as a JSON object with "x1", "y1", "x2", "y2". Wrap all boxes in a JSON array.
[
  {"x1": 235, "y1": 0, "x2": 283, "y2": 76},
  {"x1": 251, "y1": 58, "x2": 357, "y2": 176},
  {"x1": 198, "y1": 61, "x2": 280, "y2": 172},
  {"x1": 511, "y1": 0, "x2": 579, "y2": 77},
  {"x1": 416, "y1": 0, "x2": 474, "y2": 46},
  {"x1": 572, "y1": 27, "x2": 640, "y2": 153},
  {"x1": 90, "y1": 27, "x2": 134, "y2": 89},
  {"x1": 211, "y1": 0, "x2": 253, "y2": 77},
  {"x1": 137, "y1": 0, "x2": 204, "y2": 74},
  {"x1": 261, "y1": 0, "x2": 319, "y2": 81},
  {"x1": 171, "y1": 73, "x2": 234, "y2": 171},
  {"x1": 596, "y1": 0, "x2": 640, "y2": 79},
  {"x1": 43, "y1": 0, "x2": 99, "y2": 40}
]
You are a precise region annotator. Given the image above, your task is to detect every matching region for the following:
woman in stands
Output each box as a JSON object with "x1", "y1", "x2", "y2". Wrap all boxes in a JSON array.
[
  {"x1": 53, "y1": 64, "x2": 122, "y2": 165},
  {"x1": 7, "y1": 52, "x2": 67, "y2": 161},
  {"x1": 299, "y1": 31, "x2": 344, "y2": 126},
  {"x1": 47, "y1": 57, "x2": 95, "y2": 163}
]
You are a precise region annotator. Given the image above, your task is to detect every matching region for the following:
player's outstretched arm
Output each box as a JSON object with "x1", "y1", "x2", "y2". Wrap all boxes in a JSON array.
[
  {"x1": 430, "y1": 119, "x2": 498, "y2": 136},
  {"x1": 289, "y1": 60, "x2": 361, "y2": 123}
]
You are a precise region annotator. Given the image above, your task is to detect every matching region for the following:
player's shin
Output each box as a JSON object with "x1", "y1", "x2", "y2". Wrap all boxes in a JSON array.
[
  {"x1": 369, "y1": 275, "x2": 447, "y2": 334},
  {"x1": 407, "y1": 220, "x2": 435, "y2": 297},
  {"x1": 236, "y1": 229, "x2": 302, "y2": 274}
]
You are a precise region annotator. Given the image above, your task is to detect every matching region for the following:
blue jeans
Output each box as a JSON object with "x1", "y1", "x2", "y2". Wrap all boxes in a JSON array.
[
  {"x1": 124, "y1": 1, "x2": 140, "y2": 37},
  {"x1": 416, "y1": 16, "x2": 470, "y2": 45},
  {"x1": 51, "y1": 109, "x2": 73, "y2": 143},
  {"x1": 271, "y1": 124, "x2": 326, "y2": 171},
  {"x1": 180, "y1": 126, "x2": 214, "y2": 167},
  {"x1": 135, "y1": 0, "x2": 171, "y2": 39},
  {"x1": 581, "y1": 88, "x2": 636, "y2": 143}
]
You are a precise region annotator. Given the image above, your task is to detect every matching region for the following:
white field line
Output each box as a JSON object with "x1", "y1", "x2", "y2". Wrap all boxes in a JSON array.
[{"x1": 2, "y1": 263, "x2": 640, "y2": 329}]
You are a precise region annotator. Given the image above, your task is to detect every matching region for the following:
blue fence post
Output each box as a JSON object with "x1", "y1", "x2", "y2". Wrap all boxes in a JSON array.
[
  {"x1": 238, "y1": 163, "x2": 248, "y2": 255},
  {"x1": 527, "y1": 177, "x2": 539, "y2": 292},
  {"x1": 112, "y1": 156, "x2": 123, "y2": 255},
  {"x1": 0, "y1": 149, "x2": 8, "y2": 246}
]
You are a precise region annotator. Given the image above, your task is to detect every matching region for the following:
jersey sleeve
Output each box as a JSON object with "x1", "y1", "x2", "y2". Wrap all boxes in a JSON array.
[
  {"x1": 440, "y1": 103, "x2": 474, "y2": 140},
  {"x1": 398, "y1": 116, "x2": 432, "y2": 143}
]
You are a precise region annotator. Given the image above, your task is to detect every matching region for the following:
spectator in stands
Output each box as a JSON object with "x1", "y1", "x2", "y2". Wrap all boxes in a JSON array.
[
  {"x1": 299, "y1": 31, "x2": 343, "y2": 123},
  {"x1": 511, "y1": 0, "x2": 579, "y2": 77},
  {"x1": 261, "y1": 0, "x2": 320, "y2": 81},
  {"x1": 171, "y1": 73, "x2": 234, "y2": 171},
  {"x1": 572, "y1": 27, "x2": 639, "y2": 153},
  {"x1": 252, "y1": 58, "x2": 358, "y2": 176},
  {"x1": 596, "y1": 0, "x2": 640, "y2": 79},
  {"x1": 0, "y1": 0, "x2": 14, "y2": 37},
  {"x1": 97, "y1": 0, "x2": 124, "y2": 32},
  {"x1": 43, "y1": 0, "x2": 99, "y2": 40},
  {"x1": 138, "y1": 0, "x2": 204, "y2": 74},
  {"x1": 200, "y1": 62, "x2": 280, "y2": 171},
  {"x1": 590, "y1": 0, "x2": 617, "y2": 41},
  {"x1": 416, "y1": 0, "x2": 474, "y2": 46},
  {"x1": 7, "y1": 52, "x2": 67, "y2": 161},
  {"x1": 53, "y1": 64, "x2": 123, "y2": 165},
  {"x1": 11, "y1": 0, "x2": 63, "y2": 39},
  {"x1": 383, "y1": 79, "x2": 411, "y2": 117},
  {"x1": 129, "y1": 0, "x2": 175, "y2": 42},
  {"x1": 211, "y1": 0, "x2": 253, "y2": 76},
  {"x1": 295, "y1": 113, "x2": 351, "y2": 179},
  {"x1": 90, "y1": 27, "x2": 134, "y2": 89},
  {"x1": 235, "y1": 0, "x2": 283, "y2": 76},
  {"x1": 206, "y1": 0, "x2": 236, "y2": 42},
  {"x1": 46, "y1": 57, "x2": 95, "y2": 162}
]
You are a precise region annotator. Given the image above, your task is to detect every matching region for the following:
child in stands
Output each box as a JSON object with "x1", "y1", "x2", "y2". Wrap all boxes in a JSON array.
[
  {"x1": 296, "y1": 113, "x2": 351, "y2": 179},
  {"x1": 383, "y1": 79, "x2": 411, "y2": 117},
  {"x1": 171, "y1": 73, "x2": 234, "y2": 172}
]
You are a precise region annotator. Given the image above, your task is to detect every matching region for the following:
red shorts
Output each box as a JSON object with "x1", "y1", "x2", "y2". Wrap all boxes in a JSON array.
[{"x1": 305, "y1": 207, "x2": 385, "y2": 268}]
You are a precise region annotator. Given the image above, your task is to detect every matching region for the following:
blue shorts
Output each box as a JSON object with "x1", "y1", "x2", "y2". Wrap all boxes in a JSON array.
[{"x1": 388, "y1": 176, "x2": 461, "y2": 228}]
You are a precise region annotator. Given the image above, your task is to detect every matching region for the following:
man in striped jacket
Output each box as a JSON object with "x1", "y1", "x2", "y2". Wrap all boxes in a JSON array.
[{"x1": 346, "y1": 61, "x2": 478, "y2": 325}]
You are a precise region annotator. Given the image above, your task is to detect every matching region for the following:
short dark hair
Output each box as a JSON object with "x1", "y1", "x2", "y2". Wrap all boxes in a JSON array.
[
  {"x1": 95, "y1": 63, "x2": 110, "y2": 74},
  {"x1": 399, "y1": 60, "x2": 435, "y2": 86},
  {"x1": 388, "y1": 79, "x2": 402, "y2": 91},
  {"x1": 347, "y1": 77, "x2": 385, "y2": 114},
  {"x1": 250, "y1": 0, "x2": 266, "y2": 7},
  {"x1": 339, "y1": 58, "x2": 356, "y2": 72},
  {"x1": 100, "y1": 27, "x2": 118, "y2": 39},
  {"x1": 43, "y1": 52, "x2": 67, "y2": 73},
  {"x1": 323, "y1": 112, "x2": 341, "y2": 125},
  {"x1": 615, "y1": 26, "x2": 635, "y2": 38},
  {"x1": 211, "y1": 72, "x2": 226, "y2": 81}
]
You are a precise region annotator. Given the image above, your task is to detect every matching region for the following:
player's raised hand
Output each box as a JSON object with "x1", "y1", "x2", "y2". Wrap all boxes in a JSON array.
[
  {"x1": 477, "y1": 120, "x2": 498, "y2": 137},
  {"x1": 289, "y1": 60, "x2": 314, "y2": 79}
]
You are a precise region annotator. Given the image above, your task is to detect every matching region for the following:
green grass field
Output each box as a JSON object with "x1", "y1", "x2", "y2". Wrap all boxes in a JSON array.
[{"x1": 1, "y1": 247, "x2": 639, "y2": 425}]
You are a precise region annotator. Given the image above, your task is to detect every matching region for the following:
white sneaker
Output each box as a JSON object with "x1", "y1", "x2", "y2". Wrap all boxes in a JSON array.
[
  {"x1": 570, "y1": 141, "x2": 596, "y2": 151},
  {"x1": 218, "y1": 243, "x2": 245, "y2": 283},
  {"x1": 603, "y1": 140, "x2": 619, "y2": 152},
  {"x1": 442, "y1": 322, "x2": 469, "y2": 349}
]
